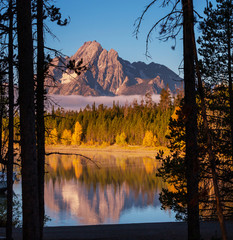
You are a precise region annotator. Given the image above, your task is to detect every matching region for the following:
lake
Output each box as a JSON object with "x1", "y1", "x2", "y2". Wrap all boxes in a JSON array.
[{"x1": 14, "y1": 151, "x2": 175, "y2": 226}]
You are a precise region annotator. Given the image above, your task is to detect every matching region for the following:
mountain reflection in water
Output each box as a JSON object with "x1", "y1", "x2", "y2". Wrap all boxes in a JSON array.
[{"x1": 44, "y1": 152, "x2": 175, "y2": 226}]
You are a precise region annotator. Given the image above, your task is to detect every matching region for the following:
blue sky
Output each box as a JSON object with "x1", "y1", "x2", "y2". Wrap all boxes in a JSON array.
[{"x1": 46, "y1": 0, "x2": 209, "y2": 75}]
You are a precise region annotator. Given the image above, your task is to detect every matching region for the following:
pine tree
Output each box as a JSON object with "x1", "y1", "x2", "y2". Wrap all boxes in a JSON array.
[
  {"x1": 16, "y1": 0, "x2": 40, "y2": 238},
  {"x1": 198, "y1": 0, "x2": 233, "y2": 158},
  {"x1": 134, "y1": 0, "x2": 200, "y2": 237},
  {"x1": 159, "y1": 86, "x2": 172, "y2": 111},
  {"x1": 196, "y1": 3, "x2": 233, "y2": 238},
  {"x1": 7, "y1": 0, "x2": 14, "y2": 238}
]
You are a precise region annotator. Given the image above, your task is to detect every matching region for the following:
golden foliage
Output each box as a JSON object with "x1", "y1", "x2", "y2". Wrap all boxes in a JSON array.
[
  {"x1": 171, "y1": 106, "x2": 181, "y2": 121},
  {"x1": 115, "y1": 132, "x2": 127, "y2": 146},
  {"x1": 72, "y1": 157, "x2": 83, "y2": 179},
  {"x1": 47, "y1": 155, "x2": 58, "y2": 171},
  {"x1": 71, "y1": 121, "x2": 82, "y2": 145},
  {"x1": 143, "y1": 130, "x2": 157, "y2": 147},
  {"x1": 61, "y1": 155, "x2": 72, "y2": 170},
  {"x1": 116, "y1": 157, "x2": 127, "y2": 171},
  {"x1": 61, "y1": 129, "x2": 72, "y2": 145},
  {"x1": 46, "y1": 128, "x2": 58, "y2": 145},
  {"x1": 100, "y1": 141, "x2": 110, "y2": 147},
  {"x1": 2, "y1": 130, "x2": 7, "y2": 144},
  {"x1": 143, "y1": 157, "x2": 154, "y2": 174}
]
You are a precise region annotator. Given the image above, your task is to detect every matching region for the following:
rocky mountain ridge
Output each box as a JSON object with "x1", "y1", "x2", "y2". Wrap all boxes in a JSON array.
[{"x1": 46, "y1": 41, "x2": 182, "y2": 96}]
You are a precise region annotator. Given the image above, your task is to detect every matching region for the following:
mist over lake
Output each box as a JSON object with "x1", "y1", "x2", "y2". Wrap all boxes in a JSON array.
[{"x1": 46, "y1": 94, "x2": 161, "y2": 111}]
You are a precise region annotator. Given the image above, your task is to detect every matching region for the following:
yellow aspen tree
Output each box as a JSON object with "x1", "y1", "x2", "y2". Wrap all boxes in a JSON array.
[
  {"x1": 45, "y1": 128, "x2": 58, "y2": 145},
  {"x1": 115, "y1": 132, "x2": 127, "y2": 146},
  {"x1": 71, "y1": 121, "x2": 82, "y2": 145},
  {"x1": 143, "y1": 130, "x2": 155, "y2": 147},
  {"x1": 61, "y1": 129, "x2": 72, "y2": 145},
  {"x1": 153, "y1": 135, "x2": 157, "y2": 146},
  {"x1": 50, "y1": 128, "x2": 58, "y2": 145}
]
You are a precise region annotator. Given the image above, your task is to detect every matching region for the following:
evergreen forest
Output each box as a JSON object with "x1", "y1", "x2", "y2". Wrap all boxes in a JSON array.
[{"x1": 45, "y1": 90, "x2": 177, "y2": 147}]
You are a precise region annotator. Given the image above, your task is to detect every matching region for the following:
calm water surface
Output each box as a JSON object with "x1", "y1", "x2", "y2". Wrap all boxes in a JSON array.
[{"x1": 14, "y1": 151, "x2": 175, "y2": 226}]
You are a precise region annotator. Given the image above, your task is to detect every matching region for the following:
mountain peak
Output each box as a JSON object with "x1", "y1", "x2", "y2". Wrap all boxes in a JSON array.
[
  {"x1": 71, "y1": 40, "x2": 103, "y2": 63},
  {"x1": 108, "y1": 48, "x2": 118, "y2": 55},
  {"x1": 46, "y1": 42, "x2": 182, "y2": 96}
]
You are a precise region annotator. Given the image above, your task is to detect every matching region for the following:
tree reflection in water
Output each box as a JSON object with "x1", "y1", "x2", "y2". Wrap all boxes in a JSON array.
[{"x1": 44, "y1": 153, "x2": 174, "y2": 225}]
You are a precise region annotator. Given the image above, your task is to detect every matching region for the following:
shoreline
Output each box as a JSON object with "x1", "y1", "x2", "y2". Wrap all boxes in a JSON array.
[
  {"x1": 45, "y1": 144, "x2": 168, "y2": 156},
  {"x1": 1, "y1": 221, "x2": 233, "y2": 240}
]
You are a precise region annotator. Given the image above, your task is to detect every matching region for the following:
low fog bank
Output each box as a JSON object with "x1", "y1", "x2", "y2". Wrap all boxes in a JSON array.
[{"x1": 46, "y1": 94, "x2": 161, "y2": 111}]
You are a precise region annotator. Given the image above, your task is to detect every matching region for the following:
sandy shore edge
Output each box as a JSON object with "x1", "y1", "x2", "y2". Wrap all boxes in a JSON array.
[{"x1": 45, "y1": 145, "x2": 168, "y2": 157}]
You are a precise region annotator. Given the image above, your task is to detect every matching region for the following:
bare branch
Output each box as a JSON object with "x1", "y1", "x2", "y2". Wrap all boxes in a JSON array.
[
  {"x1": 134, "y1": 0, "x2": 158, "y2": 39},
  {"x1": 193, "y1": 10, "x2": 203, "y2": 19},
  {"x1": 134, "y1": 0, "x2": 183, "y2": 57},
  {"x1": 44, "y1": 23, "x2": 59, "y2": 41},
  {"x1": 45, "y1": 151, "x2": 100, "y2": 169},
  {"x1": 145, "y1": 10, "x2": 182, "y2": 57}
]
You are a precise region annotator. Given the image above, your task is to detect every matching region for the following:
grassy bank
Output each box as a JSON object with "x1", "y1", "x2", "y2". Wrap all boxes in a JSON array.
[{"x1": 46, "y1": 144, "x2": 169, "y2": 153}]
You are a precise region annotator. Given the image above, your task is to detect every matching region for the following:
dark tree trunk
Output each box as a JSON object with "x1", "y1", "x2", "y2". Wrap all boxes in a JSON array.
[
  {"x1": 210, "y1": 161, "x2": 228, "y2": 240},
  {"x1": 16, "y1": 0, "x2": 40, "y2": 239},
  {"x1": 6, "y1": 0, "x2": 14, "y2": 239},
  {"x1": 182, "y1": 0, "x2": 200, "y2": 239},
  {"x1": 36, "y1": 0, "x2": 45, "y2": 239}
]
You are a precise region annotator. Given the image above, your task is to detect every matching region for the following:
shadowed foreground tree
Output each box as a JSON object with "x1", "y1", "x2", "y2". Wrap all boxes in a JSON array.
[
  {"x1": 7, "y1": 0, "x2": 14, "y2": 239},
  {"x1": 0, "y1": 0, "x2": 71, "y2": 237},
  {"x1": 153, "y1": 1, "x2": 232, "y2": 239},
  {"x1": 16, "y1": 0, "x2": 40, "y2": 239},
  {"x1": 198, "y1": 0, "x2": 233, "y2": 159},
  {"x1": 0, "y1": 2, "x2": 9, "y2": 165},
  {"x1": 0, "y1": 1, "x2": 19, "y2": 239},
  {"x1": 35, "y1": 3, "x2": 70, "y2": 237},
  {"x1": 36, "y1": 0, "x2": 45, "y2": 239},
  {"x1": 182, "y1": 2, "x2": 200, "y2": 239},
  {"x1": 135, "y1": 0, "x2": 200, "y2": 239},
  {"x1": 194, "y1": 2, "x2": 233, "y2": 239}
]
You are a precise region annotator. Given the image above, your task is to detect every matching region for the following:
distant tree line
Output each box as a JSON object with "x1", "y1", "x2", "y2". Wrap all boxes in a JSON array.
[{"x1": 45, "y1": 90, "x2": 180, "y2": 147}]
